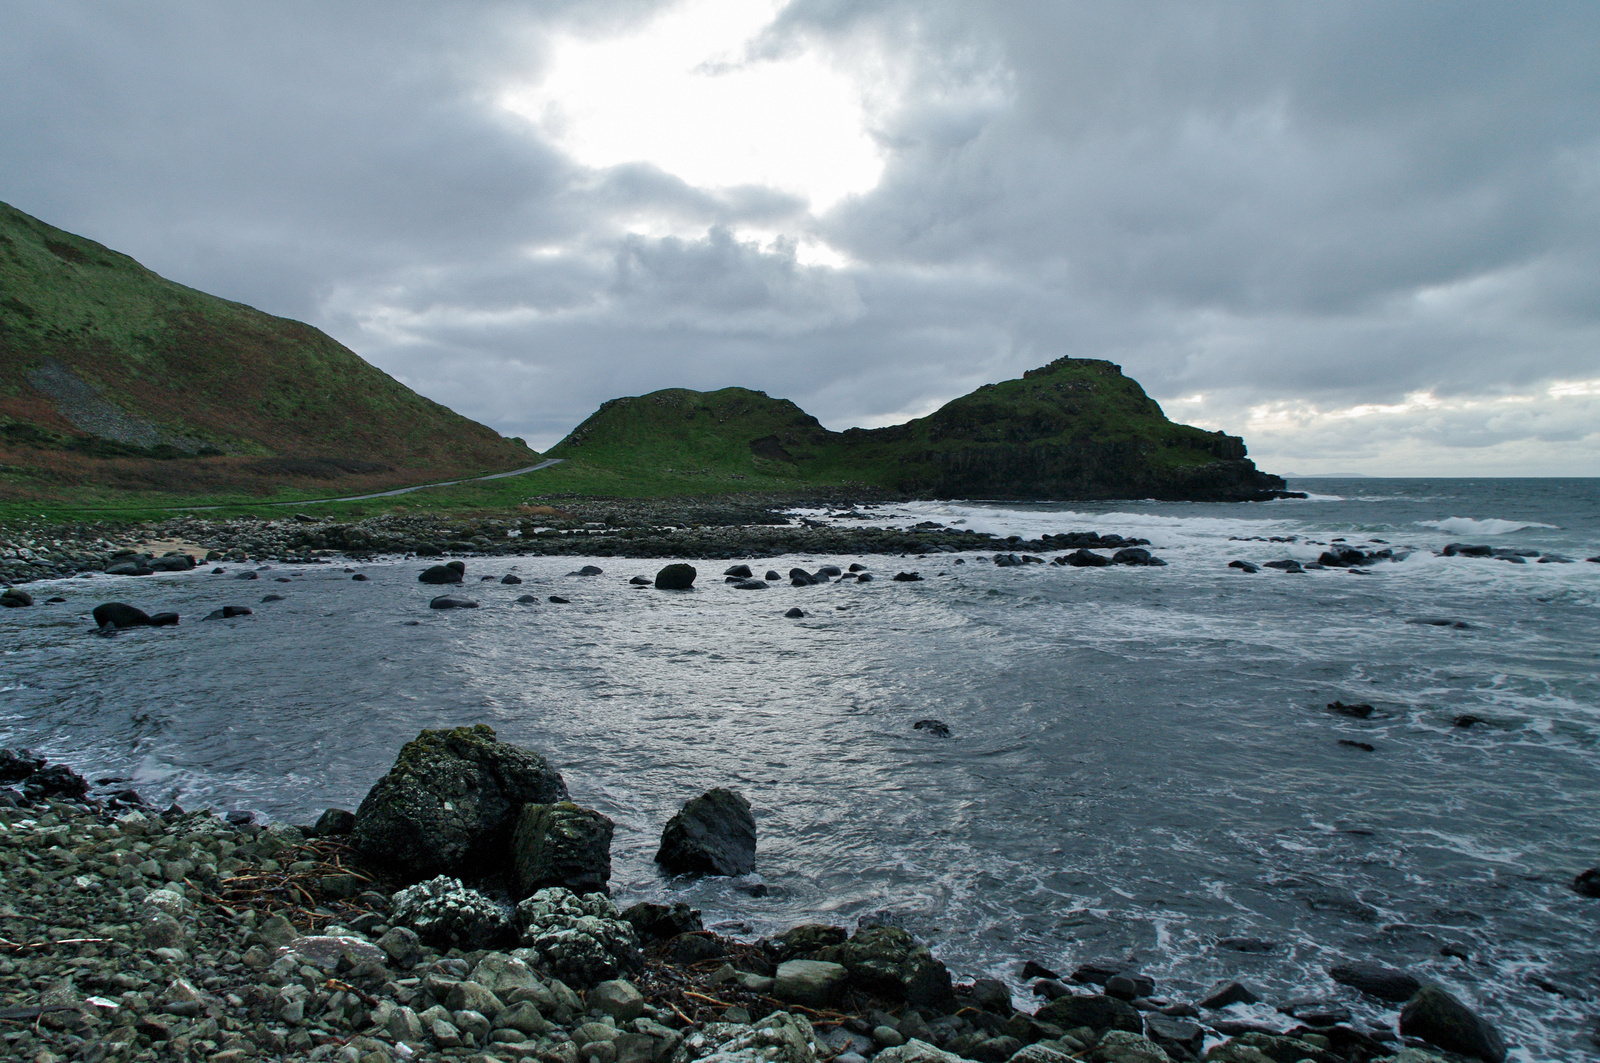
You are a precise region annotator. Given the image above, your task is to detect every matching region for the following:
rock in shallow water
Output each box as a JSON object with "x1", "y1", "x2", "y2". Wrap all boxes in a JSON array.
[
  {"x1": 1398, "y1": 984, "x2": 1506, "y2": 1063},
  {"x1": 429, "y1": 594, "x2": 478, "y2": 609},
  {"x1": 656, "y1": 788, "x2": 756, "y2": 876},
  {"x1": 655, "y1": 563, "x2": 697, "y2": 590},
  {"x1": 419, "y1": 561, "x2": 466, "y2": 584}
]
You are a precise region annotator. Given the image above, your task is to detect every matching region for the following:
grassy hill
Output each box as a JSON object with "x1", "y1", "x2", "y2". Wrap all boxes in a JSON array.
[
  {"x1": 0, "y1": 201, "x2": 535, "y2": 509},
  {"x1": 545, "y1": 358, "x2": 1286, "y2": 501}
]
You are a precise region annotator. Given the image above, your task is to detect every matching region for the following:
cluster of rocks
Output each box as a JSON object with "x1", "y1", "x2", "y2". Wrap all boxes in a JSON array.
[
  {"x1": 1227, "y1": 537, "x2": 1600, "y2": 574},
  {"x1": 0, "y1": 729, "x2": 1541, "y2": 1063}
]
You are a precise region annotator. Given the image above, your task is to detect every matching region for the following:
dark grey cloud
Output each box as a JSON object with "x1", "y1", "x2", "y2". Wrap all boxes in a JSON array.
[{"x1": 2, "y1": 0, "x2": 1596, "y2": 472}]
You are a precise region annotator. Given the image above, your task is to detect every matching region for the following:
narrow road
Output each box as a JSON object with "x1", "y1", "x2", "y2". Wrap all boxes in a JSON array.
[{"x1": 264, "y1": 457, "x2": 565, "y2": 507}]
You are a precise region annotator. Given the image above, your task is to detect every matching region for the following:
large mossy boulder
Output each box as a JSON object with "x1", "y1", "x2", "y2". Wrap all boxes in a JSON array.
[
  {"x1": 352, "y1": 725, "x2": 568, "y2": 880},
  {"x1": 655, "y1": 787, "x2": 756, "y2": 876},
  {"x1": 814, "y1": 926, "x2": 954, "y2": 1011},
  {"x1": 511, "y1": 801, "x2": 614, "y2": 898}
]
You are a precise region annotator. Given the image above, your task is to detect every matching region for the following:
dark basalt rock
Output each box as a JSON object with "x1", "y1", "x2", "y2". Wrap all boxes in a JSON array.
[
  {"x1": 501, "y1": 574, "x2": 522, "y2": 584},
  {"x1": 573, "y1": 565, "x2": 604, "y2": 576},
  {"x1": 785, "y1": 607, "x2": 805, "y2": 618},
  {"x1": 1454, "y1": 714, "x2": 1485, "y2": 728},
  {"x1": 993, "y1": 553, "x2": 1022, "y2": 566},
  {"x1": 352, "y1": 573, "x2": 370, "y2": 581},
  {"x1": 428, "y1": 595, "x2": 478, "y2": 609},
  {"x1": 654, "y1": 563, "x2": 697, "y2": 590},
  {"x1": 1328, "y1": 960, "x2": 1421, "y2": 1002},
  {"x1": 1111, "y1": 547, "x2": 1163, "y2": 566},
  {"x1": 1325, "y1": 701, "x2": 1375, "y2": 719},
  {"x1": 1218, "y1": 937, "x2": 1276, "y2": 953},
  {"x1": 1063, "y1": 549, "x2": 1112, "y2": 567},
  {"x1": 621, "y1": 901, "x2": 703, "y2": 942},
  {"x1": 1442, "y1": 543, "x2": 1493, "y2": 557},
  {"x1": 511, "y1": 801, "x2": 614, "y2": 898},
  {"x1": 92, "y1": 602, "x2": 160, "y2": 629},
  {"x1": 1398, "y1": 984, "x2": 1506, "y2": 1063},
  {"x1": 892, "y1": 572, "x2": 923, "y2": 581},
  {"x1": 312, "y1": 808, "x2": 356, "y2": 837},
  {"x1": 351, "y1": 724, "x2": 568, "y2": 880},
  {"x1": 548, "y1": 596, "x2": 570, "y2": 604},
  {"x1": 1144, "y1": 1013, "x2": 1205, "y2": 1057},
  {"x1": 656, "y1": 787, "x2": 756, "y2": 877},
  {"x1": 1104, "y1": 972, "x2": 1155, "y2": 1000},
  {"x1": 913, "y1": 719, "x2": 951, "y2": 737},
  {"x1": 23, "y1": 764, "x2": 88, "y2": 801},
  {"x1": 1279, "y1": 999, "x2": 1351, "y2": 1026},
  {"x1": 0, "y1": 588, "x2": 32, "y2": 607},
  {"x1": 848, "y1": 563, "x2": 867, "y2": 572},
  {"x1": 1338, "y1": 739, "x2": 1376, "y2": 752},
  {"x1": 629, "y1": 576, "x2": 652, "y2": 585},
  {"x1": 1571, "y1": 867, "x2": 1600, "y2": 898},
  {"x1": 1228, "y1": 559, "x2": 1259, "y2": 573},
  {"x1": 515, "y1": 594, "x2": 538, "y2": 604},
  {"x1": 732, "y1": 579, "x2": 768, "y2": 589},
  {"x1": 1197, "y1": 981, "x2": 1260, "y2": 1009},
  {"x1": 1408, "y1": 617, "x2": 1472, "y2": 629},
  {"x1": 765, "y1": 570, "x2": 781, "y2": 581},
  {"x1": 1262, "y1": 558, "x2": 1303, "y2": 572},
  {"x1": 789, "y1": 567, "x2": 819, "y2": 585},
  {"x1": 419, "y1": 561, "x2": 466, "y2": 585},
  {"x1": 1319, "y1": 545, "x2": 1368, "y2": 567},
  {"x1": 260, "y1": 594, "x2": 283, "y2": 603},
  {"x1": 1035, "y1": 993, "x2": 1143, "y2": 1034},
  {"x1": 815, "y1": 926, "x2": 955, "y2": 1011},
  {"x1": 234, "y1": 571, "x2": 258, "y2": 580},
  {"x1": 856, "y1": 573, "x2": 874, "y2": 581},
  {"x1": 0, "y1": 748, "x2": 45, "y2": 784},
  {"x1": 724, "y1": 564, "x2": 753, "y2": 578}
]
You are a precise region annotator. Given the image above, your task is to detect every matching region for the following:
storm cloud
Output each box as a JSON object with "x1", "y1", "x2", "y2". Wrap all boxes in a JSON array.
[{"x1": 2, "y1": 0, "x2": 1596, "y2": 473}]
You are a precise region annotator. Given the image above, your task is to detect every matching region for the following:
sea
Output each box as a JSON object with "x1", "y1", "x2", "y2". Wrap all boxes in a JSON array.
[{"x1": 3, "y1": 477, "x2": 1597, "y2": 1059}]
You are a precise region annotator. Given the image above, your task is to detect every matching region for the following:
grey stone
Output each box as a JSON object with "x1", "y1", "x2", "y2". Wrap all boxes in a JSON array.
[
  {"x1": 514, "y1": 888, "x2": 642, "y2": 987},
  {"x1": 875, "y1": 1040, "x2": 965, "y2": 1063},
  {"x1": 1399, "y1": 984, "x2": 1506, "y2": 1063},
  {"x1": 377, "y1": 925, "x2": 422, "y2": 967},
  {"x1": 774, "y1": 959, "x2": 848, "y2": 1007},
  {"x1": 447, "y1": 980, "x2": 505, "y2": 1018},
  {"x1": 1089, "y1": 1031, "x2": 1171, "y2": 1062},
  {"x1": 590, "y1": 979, "x2": 646, "y2": 1021},
  {"x1": 655, "y1": 788, "x2": 757, "y2": 877}
]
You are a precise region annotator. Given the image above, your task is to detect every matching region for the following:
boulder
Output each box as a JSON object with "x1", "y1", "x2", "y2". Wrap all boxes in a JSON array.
[
  {"x1": 514, "y1": 888, "x2": 642, "y2": 987},
  {"x1": 775, "y1": 959, "x2": 848, "y2": 1007},
  {"x1": 1572, "y1": 867, "x2": 1600, "y2": 897},
  {"x1": 429, "y1": 595, "x2": 479, "y2": 609},
  {"x1": 574, "y1": 565, "x2": 604, "y2": 576},
  {"x1": 0, "y1": 748, "x2": 44, "y2": 783},
  {"x1": 352, "y1": 573, "x2": 370, "y2": 581},
  {"x1": 419, "y1": 561, "x2": 466, "y2": 584},
  {"x1": 516, "y1": 594, "x2": 538, "y2": 604},
  {"x1": 773, "y1": 924, "x2": 850, "y2": 960},
  {"x1": 511, "y1": 801, "x2": 614, "y2": 898},
  {"x1": 815, "y1": 926, "x2": 955, "y2": 1011},
  {"x1": 389, "y1": 875, "x2": 513, "y2": 950},
  {"x1": 351, "y1": 724, "x2": 568, "y2": 879},
  {"x1": 733, "y1": 579, "x2": 768, "y2": 589},
  {"x1": 548, "y1": 595, "x2": 570, "y2": 603},
  {"x1": 655, "y1": 788, "x2": 757, "y2": 876},
  {"x1": 1110, "y1": 548, "x2": 1154, "y2": 565},
  {"x1": 1325, "y1": 701, "x2": 1375, "y2": 719},
  {"x1": 790, "y1": 568, "x2": 819, "y2": 586},
  {"x1": 1143, "y1": 1014, "x2": 1203, "y2": 1057},
  {"x1": 655, "y1": 564, "x2": 697, "y2": 590},
  {"x1": 1228, "y1": 560, "x2": 1259, "y2": 573},
  {"x1": 0, "y1": 588, "x2": 32, "y2": 607},
  {"x1": 501, "y1": 574, "x2": 523, "y2": 584},
  {"x1": 590, "y1": 979, "x2": 646, "y2": 1022},
  {"x1": 629, "y1": 576, "x2": 652, "y2": 586},
  {"x1": 621, "y1": 901, "x2": 703, "y2": 941},
  {"x1": 1398, "y1": 984, "x2": 1506, "y2": 1062},
  {"x1": 893, "y1": 572, "x2": 923, "y2": 581},
  {"x1": 875, "y1": 1040, "x2": 964, "y2": 1063},
  {"x1": 785, "y1": 607, "x2": 805, "y2": 618},
  {"x1": 1065, "y1": 550, "x2": 1112, "y2": 567},
  {"x1": 913, "y1": 719, "x2": 951, "y2": 737},
  {"x1": 105, "y1": 560, "x2": 154, "y2": 576},
  {"x1": 1035, "y1": 994, "x2": 1143, "y2": 1034},
  {"x1": 23, "y1": 764, "x2": 88, "y2": 800},
  {"x1": 1196, "y1": 981, "x2": 1260, "y2": 1009},
  {"x1": 149, "y1": 553, "x2": 196, "y2": 572},
  {"x1": 724, "y1": 565, "x2": 754, "y2": 578},
  {"x1": 91, "y1": 602, "x2": 179, "y2": 630},
  {"x1": 1328, "y1": 960, "x2": 1421, "y2": 1002},
  {"x1": 766, "y1": 570, "x2": 782, "y2": 581},
  {"x1": 312, "y1": 808, "x2": 356, "y2": 837},
  {"x1": 1089, "y1": 1031, "x2": 1171, "y2": 1063}
]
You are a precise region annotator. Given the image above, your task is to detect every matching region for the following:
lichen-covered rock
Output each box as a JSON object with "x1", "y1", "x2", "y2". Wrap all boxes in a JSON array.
[
  {"x1": 685, "y1": 1012, "x2": 819, "y2": 1063},
  {"x1": 621, "y1": 901, "x2": 704, "y2": 941},
  {"x1": 656, "y1": 788, "x2": 757, "y2": 877},
  {"x1": 351, "y1": 725, "x2": 568, "y2": 879},
  {"x1": 813, "y1": 926, "x2": 954, "y2": 1011},
  {"x1": 873, "y1": 1040, "x2": 965, "y2": 1063},
  {"x1": 1090, "y1": 1031, "x2": 1170, "y2": 1063},
  {"x1": 390, "y1": 875, "x2": 512, "y2": 949},
  {"x1": 511, "y1": 801, "x2": 614, "y2": 898},
  {"x1": 514, "y1": 887, "x2": 641, "y2": 986}
]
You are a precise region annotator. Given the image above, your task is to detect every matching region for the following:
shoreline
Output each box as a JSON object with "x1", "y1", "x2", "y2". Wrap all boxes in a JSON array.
[{"x1": 0, "y1": 744, "x2": 1512, "y2": 1063}]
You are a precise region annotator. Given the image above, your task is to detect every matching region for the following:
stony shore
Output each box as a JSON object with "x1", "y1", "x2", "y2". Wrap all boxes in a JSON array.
[{"x1": 0, "y1": 734, "x2": 1515, "y2": 1063}]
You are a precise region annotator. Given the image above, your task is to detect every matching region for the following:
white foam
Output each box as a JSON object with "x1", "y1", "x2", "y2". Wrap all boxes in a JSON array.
[{"x1": 1415, "y1": 517, "x2": 1559, "y2": 536}]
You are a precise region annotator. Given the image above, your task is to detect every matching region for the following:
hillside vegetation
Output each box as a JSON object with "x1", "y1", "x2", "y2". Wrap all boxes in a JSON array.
[
  {"x1": 0, "y1": 201, "x2": 535, "y2": 508},
  {"x1": 546, "y1": 358, "x2": 1286, "y2": 501}
]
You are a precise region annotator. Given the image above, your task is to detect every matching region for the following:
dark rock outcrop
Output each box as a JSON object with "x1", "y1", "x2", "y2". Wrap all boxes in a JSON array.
[
  {"x1": 1034, "y1": 993, "x2": 1143, "y2": 1034},
  {"x1": 1398, "y1": 984, "x2": 1506, "y2": 1062},
  {"x1": 511, "y1": 801, "x2": 614, "y2": 898},
  {"x1": 1328, "y1": 960, "x2": 1420, "y2": 1002},
  {"x1": 654, "y1": 563, "x2": 697, "y2": 590},
  {"x1": 418, "y1": 561, "x2": 466, "y2": 585},
  {"x1": 655, "y1": 788, "x2": 756, "y2": 876},
  {"x1": 351, "y1": 725, "x2": 569, "y2": 880}
]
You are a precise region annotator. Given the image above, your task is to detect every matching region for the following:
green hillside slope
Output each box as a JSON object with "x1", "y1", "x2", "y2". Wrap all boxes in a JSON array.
[
  {"x1": 547, "y1": 359, "x2": 1287, "y2": 501},
  {"x1": 0, "y1": 201, "x2": 535, "y2": 505}
]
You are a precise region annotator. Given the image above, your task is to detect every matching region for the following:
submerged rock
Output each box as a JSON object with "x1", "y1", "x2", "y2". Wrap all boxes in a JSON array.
[
  {"x1": 351, "y1": 724, "x2": 568, "y2": 879},
  {"x1": 913, "y1": 719, "x2": 951, "y2": 737},
  {"x1": 428, "y1": 594, "x2": 479, "y2": 609},
  {"x1": 657, "y1": 788, "x2": 757, "y2": 876}
]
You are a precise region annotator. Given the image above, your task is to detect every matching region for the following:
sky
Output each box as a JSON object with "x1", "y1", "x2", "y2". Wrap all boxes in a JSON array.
[{"x1": 2, "y1": 1, "x2": 1598, "y2": 475}]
